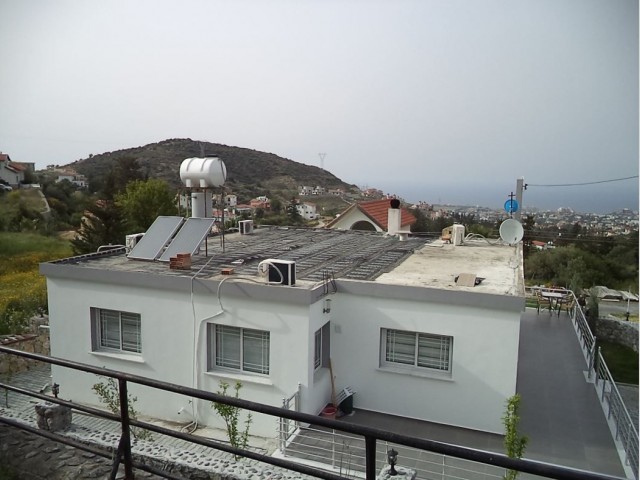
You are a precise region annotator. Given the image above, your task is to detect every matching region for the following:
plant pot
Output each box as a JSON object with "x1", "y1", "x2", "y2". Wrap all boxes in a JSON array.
[{"x1": 320, "y1": 405, "x2": 337, "y2": 419}]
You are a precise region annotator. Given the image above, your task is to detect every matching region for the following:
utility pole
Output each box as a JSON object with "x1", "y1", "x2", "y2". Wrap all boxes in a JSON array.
[
  {"x1": 319, "y1": 153, "x2": 326, "y2": 170},
  {"x1": 515, "y1": 177, "x2": 524, "y2": 221}
]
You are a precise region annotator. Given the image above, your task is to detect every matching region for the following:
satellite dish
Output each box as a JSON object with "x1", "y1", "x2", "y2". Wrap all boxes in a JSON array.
[{"x1": 499, "y1": 219, "x2": 524, "y2": 245}]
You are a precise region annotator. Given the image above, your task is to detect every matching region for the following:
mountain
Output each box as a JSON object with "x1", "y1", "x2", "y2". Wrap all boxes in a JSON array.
[{"x1": 68, "y1": 138, "x2": 357, "y2": 202}]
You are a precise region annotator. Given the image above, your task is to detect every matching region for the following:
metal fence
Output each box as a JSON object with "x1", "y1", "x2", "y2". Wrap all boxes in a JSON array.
[
  {"x1": 277, "y1": 422, "x2": 506, "y2": 480},
  {"x1": 0, "y1": 346, "x2": 627, "y2": 480},
  {"x1": 593, "y1": 348, "x2": 639, "y2": 480}
]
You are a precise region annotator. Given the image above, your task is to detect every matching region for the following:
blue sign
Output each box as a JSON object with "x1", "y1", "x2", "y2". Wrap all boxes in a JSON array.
[{"x1": 504, "y1": 199, "x2": 519, "y2": 213}]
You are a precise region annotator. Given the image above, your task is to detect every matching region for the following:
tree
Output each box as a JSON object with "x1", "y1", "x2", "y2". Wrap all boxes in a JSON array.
[
  {"x1": 71, "y1": 200, "x2": 127, "y2": 255},
  {"x1": 116, "y1": 179, "x2": 177, "y2": 232},
  {"x1": 211, "y1": 381, "x2": 252, "y2": 459},
  {"x1": 503, "y1": 394, "x2": 528, "y2": 480},
  {"x1": 286, "y1": 198, "x2": 303, "y2": 225},
  {"x1": 113, "y1": 156, "x2": 145, "y2": 193}
]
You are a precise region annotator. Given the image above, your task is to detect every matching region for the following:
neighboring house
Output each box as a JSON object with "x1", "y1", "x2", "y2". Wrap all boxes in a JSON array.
[
  {"x1": 296, "y1": 202, "x2": 318, "y2": 220},
  {"x1": 41, "y1": 207, "x2": 524, "y2": 439},
  {"x1": 224, "y1": 194, "x2": 237, "y2": 207},
  {"x1": 250, "y1": 196, "x2": 271, "y2": 210},
  {"x1": 326, "y1": 199, "x2": 417, "y2": 233},
  {"x1": 299, "y1": 186, "x2": 314, "y2": 196},
  {"x1": 56, "y1": 170, "x2": 88, "y2": 188},
  {"x1": 0, "y1": 153, "x2": 26, "y2": 186}
]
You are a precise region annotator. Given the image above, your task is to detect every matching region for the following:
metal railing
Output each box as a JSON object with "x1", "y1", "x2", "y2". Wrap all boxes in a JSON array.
[
  {"x1": 0, "y1": 346, "x2": 627, "y2": 480},
  {"x1": 593, "y1": 348, "x2": 639, "y2": 480},
  {"x1": 279, "y1": 382, "x2": 301, "y2": 451},
  {"x1": 277, "y1": 423, "x2": 506, "y2": 480}
]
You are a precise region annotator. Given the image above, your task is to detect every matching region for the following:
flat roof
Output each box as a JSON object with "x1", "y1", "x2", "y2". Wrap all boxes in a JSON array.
[{"x1": 48, "y1": 226, "x2": 524, "y2": 297}]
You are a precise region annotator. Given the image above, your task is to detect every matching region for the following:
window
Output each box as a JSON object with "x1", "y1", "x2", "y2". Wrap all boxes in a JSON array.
[
  {"x1": 92, "y1": 308, "x2": 141, "y2": 354},
  {"x1": 314, "y1": 322, "x2": 330, "y2": 370},
  {"x1": 382, "y1": 329, "x2": 452, "y2": 373},
  {"x1": 209, "y1": 325, "x2": 270, "y2": 375}
]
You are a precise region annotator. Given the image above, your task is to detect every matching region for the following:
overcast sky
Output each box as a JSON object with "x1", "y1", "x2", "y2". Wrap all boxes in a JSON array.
[{"x1": 0, "y1": 0, "x2": 637, "y2": 212}]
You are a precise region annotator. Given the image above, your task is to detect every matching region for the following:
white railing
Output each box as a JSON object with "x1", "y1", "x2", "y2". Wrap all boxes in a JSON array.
[
  {"x1": 278, "y1": 383, "x2": 301, "y2": 451},
  {"x1": 593, "y1": 349, "x2": 639, "y2": 480},
  {"x1": 277, "y1": 423, "x2": 505, "y2": 480}
]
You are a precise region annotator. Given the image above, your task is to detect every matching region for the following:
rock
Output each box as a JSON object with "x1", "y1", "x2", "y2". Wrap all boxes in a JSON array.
[{"x1": 35, "y1": 402, "x2": 72, "y2": 432}]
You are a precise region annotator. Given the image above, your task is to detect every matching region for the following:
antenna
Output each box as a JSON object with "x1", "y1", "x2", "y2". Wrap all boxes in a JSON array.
[{"x1": 319, "y1": 153, "x2": 326, "y2": 170}]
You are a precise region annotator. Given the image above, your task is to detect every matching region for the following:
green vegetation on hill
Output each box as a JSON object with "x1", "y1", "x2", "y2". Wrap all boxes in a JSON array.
[
  {"x1": 69, "y1": 138, "x2": 357, "y2": 204},
  {"x1": 524, "y1": 233, "x2": 638, "y2": 292},
  {"x1": 0, "y1": 232, "x2": 71, "y2": 335}
]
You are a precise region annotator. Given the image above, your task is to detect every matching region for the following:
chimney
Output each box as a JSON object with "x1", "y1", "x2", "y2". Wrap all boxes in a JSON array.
[{"x1": 387, "y1": 198, "x2": 402, "y2": 235}]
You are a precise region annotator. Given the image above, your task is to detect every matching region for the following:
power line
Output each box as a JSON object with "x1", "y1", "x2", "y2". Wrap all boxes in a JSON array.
[{"x1": 526, "y1": 175, "x2": 638, "y2": 188}]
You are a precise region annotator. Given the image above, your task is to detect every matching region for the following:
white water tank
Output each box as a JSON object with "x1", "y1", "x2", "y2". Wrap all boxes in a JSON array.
[
  {"x1": 452, "y1": 224, "x2": 465, "y2": 246},
  {"x1": 180, "y1": 157, "x2": 227, "y2": 188}
]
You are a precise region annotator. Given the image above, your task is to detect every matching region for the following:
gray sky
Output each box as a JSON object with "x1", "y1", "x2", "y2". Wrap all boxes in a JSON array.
[{"x1": 1, "y1": 0, "x2": 637, "y2": 212}]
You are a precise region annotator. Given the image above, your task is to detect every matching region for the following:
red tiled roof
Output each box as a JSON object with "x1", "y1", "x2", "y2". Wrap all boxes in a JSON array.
[{"x1": 358, "y1": 199, "x2": 416, "y2": 230}]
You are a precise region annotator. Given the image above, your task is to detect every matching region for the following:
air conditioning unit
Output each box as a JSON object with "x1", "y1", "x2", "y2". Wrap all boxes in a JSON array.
[
  {"x1": 259, "y1": 259, "x2": 296, "y2": 286},
  {"x1": 239, "y1": 220, "x2": 254, "y2": 235},
  {"x1": 452, "y1": 224, "x2": 465, "y2": 246},
  {"x1": 125, "y1": 233, "x2": 145, "y2": 254}
]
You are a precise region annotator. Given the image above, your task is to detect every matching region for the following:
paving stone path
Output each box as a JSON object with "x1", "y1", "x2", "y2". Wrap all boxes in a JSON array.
[{"x1": 0, "y1": 365, "x2": 315, "y2": 480}]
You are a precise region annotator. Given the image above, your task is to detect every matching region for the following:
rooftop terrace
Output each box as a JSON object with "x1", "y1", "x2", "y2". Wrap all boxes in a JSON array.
[{"x1": 51, "y1": 226, "x2": 524, "y2": 296}]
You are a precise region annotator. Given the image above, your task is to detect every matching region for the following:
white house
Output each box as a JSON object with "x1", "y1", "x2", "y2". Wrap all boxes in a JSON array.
[
  {"x1": 0, "y1": 153, "x2": 27, "y2": 186},
  {"x1": 55, "y1": 170, "x2": 88, "y2": 188},
  {"x1": 327, "y1": 199, "x2": 417, "y2": 233},
  {"x1": 41, "y1": 210, "x2": 524, "y2": 439},
  {"x1": 296, "y1": 202, "x2": 318, "y2": 220}
]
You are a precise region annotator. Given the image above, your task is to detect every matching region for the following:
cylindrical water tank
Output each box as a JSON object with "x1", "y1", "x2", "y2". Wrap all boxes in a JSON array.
[{"x1": 180, "y1": 157, "x2": 227, "y2": 188}]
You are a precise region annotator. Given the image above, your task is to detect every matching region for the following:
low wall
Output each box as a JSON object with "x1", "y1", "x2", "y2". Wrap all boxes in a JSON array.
[
  {"x1": 0, "y1": 316, "x2": 50, "y2": 376},
  {"x1": 596, "y1": 317, "x2": 639, "y2": 353}
]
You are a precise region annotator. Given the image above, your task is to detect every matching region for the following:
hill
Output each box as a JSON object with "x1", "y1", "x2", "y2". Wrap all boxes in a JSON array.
[{"x1": 66, "y1": 138, "x2": 357, "y2": 202}]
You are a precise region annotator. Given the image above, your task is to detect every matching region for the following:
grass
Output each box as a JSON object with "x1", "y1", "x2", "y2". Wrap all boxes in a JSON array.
[
  {"x1": 599, "y1": 340, "x2": 639, "y2": 385},
  {"x1": 0, "y1": 232, "x2": 71, "y2": 325},
  {"x1": 609, "y1": 312, "x2": 639, "y2": 323}
]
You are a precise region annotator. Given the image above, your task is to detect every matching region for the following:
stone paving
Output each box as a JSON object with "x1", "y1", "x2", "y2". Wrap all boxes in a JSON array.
[{"x1": 0, "y1": 364, "x2": 315, "y2": 480}]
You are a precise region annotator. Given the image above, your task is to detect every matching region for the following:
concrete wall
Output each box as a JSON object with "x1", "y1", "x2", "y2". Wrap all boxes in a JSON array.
[
  {"x1": 46, "y1": 277, "x2": 321, "y2": 437},
  {"x1": 0, "y1": 317, "x2": 50, "y2": 376},
  {"x1": 46, "y1": 274, "x2": 521, "y2": 438},
  {"x1": 330, "y1": 293, "x2": 520, "y2": 434}
]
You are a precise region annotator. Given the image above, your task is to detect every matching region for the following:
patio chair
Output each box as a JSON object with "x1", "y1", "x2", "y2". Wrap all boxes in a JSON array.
[
  {"x1": 556, "y1": 294, "x2": 575, "y2": 317},
  {"x1": 536, "y1": 291, "x2": 552, "y2": 314}
]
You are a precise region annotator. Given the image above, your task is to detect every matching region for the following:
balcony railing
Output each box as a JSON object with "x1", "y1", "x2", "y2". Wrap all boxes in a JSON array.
[{"x1": 0, "y1": 346, "x2": 627, "y2": 480}]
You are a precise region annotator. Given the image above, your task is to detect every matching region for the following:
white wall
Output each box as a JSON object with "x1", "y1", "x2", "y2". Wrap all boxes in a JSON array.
[
  {"x1": 329, "y1": 293, "x2": 520, "y2": 434},
  {"x1": 330, "y1": 209, "x2": 382, "y2": 232},
  {"x1": 46, "y1": 277, "x2": 322, "y2": 438},
  {"x1": 46, "y1": 273, "x2": 520, "y2": 438}
]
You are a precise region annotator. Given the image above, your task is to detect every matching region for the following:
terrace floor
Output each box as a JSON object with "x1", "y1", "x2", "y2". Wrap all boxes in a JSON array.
[{"x1": 283, "y1": 309, "x2": 631, "y2": 478}]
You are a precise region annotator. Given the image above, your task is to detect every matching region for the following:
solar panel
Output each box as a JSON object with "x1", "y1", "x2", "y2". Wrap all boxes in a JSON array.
[
  {"x1": 159, "y1": 217, "x2": 216, "y2": 262},
  {"x1": 127, "y1": 216, "x2": 185, "y2": 260}
]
